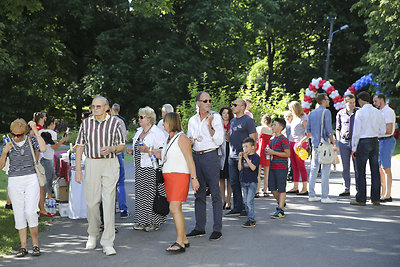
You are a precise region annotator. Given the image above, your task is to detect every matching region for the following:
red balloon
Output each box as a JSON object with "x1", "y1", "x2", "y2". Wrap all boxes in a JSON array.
[
  {"x1": 308, "y1": 84, "x2": 317, "y2": 92},
  {"x1": 304, "y1": 95, "x2": 313, "y2": 102},
  {"x1": 318, "y1": 80, "x2": 326, "y2": 88},
  {"x1": 326, "y1": 86, "x2": 335, "y2": 94}
]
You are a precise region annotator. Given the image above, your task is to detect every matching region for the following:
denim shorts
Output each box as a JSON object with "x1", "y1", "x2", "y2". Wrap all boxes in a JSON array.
[
  {"x1": 268, "y1": 168, "x2": 288, "y2": 193},
  {"x1": 378, "y1": 137, "x2": 396, "y2": 168}
]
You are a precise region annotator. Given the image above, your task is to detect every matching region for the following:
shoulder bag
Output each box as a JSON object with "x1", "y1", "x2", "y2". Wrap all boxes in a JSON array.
[
  {"x1": 28, "y1": 137, "x2": 47, "y2": 186},
  {"x1": 317, "y1": 109, "x2": 334, "y2": 164}
]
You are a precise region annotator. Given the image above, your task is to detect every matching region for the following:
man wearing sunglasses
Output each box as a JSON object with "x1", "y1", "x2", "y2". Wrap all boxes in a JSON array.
[
  {"x1": 186, "y1": 91, "x2": 224, "y2": 241},
  {"x1": 225, "y1": 99, "x2": 257, "y2": 217},
  {"x1": 75, "y1": 95, "x2": 126, "y2": 256}
]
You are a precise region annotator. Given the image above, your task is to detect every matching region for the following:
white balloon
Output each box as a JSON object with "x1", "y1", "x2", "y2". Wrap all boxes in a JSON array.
[{"x1": 322, "y1": 82, "x2": 331, "y2": 90}]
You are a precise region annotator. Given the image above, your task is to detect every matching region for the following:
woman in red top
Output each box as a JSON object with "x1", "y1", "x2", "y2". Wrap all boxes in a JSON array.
[
  {"x1": 256, "y1": 114, "x2": 273, "y2": 197},
  {"x1": 33, "y1": 112, "x2": 46, "y2": 131},
  {"x1": 219, "y1": 107, "x2": 233, "y2": 209}
]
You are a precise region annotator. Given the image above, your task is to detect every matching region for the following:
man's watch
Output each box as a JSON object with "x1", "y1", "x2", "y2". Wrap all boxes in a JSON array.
[
  {"x1": 191, "y1": 177, "x2": 197, "y2": 180},
  {"x1": 209, "y1": 127, "x2": 214, "y2": 131}
]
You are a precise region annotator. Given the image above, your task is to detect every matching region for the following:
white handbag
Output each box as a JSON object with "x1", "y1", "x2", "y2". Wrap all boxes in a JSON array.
[{"x1": 317, "y1": 109, "x2": 334, "y2": 164}]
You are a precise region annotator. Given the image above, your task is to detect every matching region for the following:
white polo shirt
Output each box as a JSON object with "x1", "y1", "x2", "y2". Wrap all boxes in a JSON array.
[{"x1": 379, "y1": 104, "x2": 396, "y2": 138}]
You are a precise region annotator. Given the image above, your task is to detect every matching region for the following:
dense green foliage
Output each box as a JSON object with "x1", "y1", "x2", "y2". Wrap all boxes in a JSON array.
[{"x1": 0, "y1": 0, "x2": 398, "y2": 132}]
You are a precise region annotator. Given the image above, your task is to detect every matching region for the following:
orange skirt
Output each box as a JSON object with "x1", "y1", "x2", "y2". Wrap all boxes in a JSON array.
[{"x1": 163, "y1": 173, "x2": 190, "y2": 202}]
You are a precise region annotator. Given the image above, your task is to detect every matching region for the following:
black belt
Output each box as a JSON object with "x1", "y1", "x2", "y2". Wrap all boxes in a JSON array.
[
  {"x1": 378, "y1": 136, "x2": 393, "y2": 141},
  {"x1": 193, "y1": 149, "x2": 216, "y2": 155}
]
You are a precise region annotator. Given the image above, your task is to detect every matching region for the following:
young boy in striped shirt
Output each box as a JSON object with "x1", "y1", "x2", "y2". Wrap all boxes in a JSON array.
[{"x1": 266, "y1": 118, "x2": 290, "y2": 218}]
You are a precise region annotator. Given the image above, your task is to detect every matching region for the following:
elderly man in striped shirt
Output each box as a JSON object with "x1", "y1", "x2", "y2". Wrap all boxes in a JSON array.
[{"x1": 75, "y1": 95, "x2": 126, "y2": 256}]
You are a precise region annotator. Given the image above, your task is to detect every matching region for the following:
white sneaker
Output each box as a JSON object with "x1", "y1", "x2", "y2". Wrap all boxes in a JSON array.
[
  {"x1": 85, "y1": 236, "x2": 97, "y2": 249},
  {"x1": 103, "y1": 246, "x2": 116, "y2": 256},
  {"x1": 321, "y1": 197, "x2": 337, "y2": 204},
  {"x1": 308, "y1": 196, "x2": 321, "y2": 202}
]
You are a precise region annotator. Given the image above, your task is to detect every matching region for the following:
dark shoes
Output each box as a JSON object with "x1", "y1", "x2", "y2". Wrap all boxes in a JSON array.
[
  {"x1": 166, "y1": 242, "x2": 185, "y2": 253},
  {"x1": 5, "y1": 203, "x2": 13, "y2": 210},
  {"x1": 350, "y1": 200, "x2": 366, "y2": 206},
  {"x1": 186, "y1": 229, "x2": 206, "y2": 238},
  {"x1": 371, "y1": 201, "x2": 380, "y2": 205},
  {"x1": 296, "y1": 191, "x2": 308, "y2": 196},
  {"x1": 32, "y1": 246, "x2": 41, "y2": 256},
  {"x1": 209, "y1": 231, "x2": 222, "y2": 241},
  {"x1": 287, "y1": 189, "x2": 299, "y2": 194},
  {"x1": 380, "y1": 197, "x2": 392, "y2": 202},
  {"x1": 339, "y1": 191, "x2": 350, "y2": 197},
  {"x1": 239, "y1": 210, "x2": 248, "y2": 218},
  {"x1": 225, "y1": 210, "x2": 240, "y2": 216},
  {"x1": 242, "y1": 220, "x2": 256, "y2": 228},
  {"x1": 16, "y1": 248, "x2": 28, "y2": 257}
]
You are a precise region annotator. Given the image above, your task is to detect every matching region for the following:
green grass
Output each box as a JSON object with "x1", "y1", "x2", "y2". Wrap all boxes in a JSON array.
[{"x1": 0, "y1": 170, "x2": 52, "y2": 256}]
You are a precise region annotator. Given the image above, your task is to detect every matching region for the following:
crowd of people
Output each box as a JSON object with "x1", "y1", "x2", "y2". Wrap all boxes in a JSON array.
[{"x1": 0, "y1": 90, "x2": 397, "y2": 257}]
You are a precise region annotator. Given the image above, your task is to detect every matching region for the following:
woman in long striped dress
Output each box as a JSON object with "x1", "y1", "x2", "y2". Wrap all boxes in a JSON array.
[{"x1": 128, "y1": 106, "x2": 167, "y2": 232}]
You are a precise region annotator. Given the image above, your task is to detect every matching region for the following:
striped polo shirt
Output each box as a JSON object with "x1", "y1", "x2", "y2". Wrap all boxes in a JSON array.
[
  {"x1": 270, "y1": 134, "x2": 290, "y2": 170},
  {"x1": 75, "y1": 114, "x2": 125, "y2": 159},
  {"x1": 6, "y1": 136, "x2": 39, "y2": 177}
]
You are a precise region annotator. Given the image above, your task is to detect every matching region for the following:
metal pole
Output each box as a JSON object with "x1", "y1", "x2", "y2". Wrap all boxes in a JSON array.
[{"x1": 324, "y1": 17, "x2": 335, "y2": 80}]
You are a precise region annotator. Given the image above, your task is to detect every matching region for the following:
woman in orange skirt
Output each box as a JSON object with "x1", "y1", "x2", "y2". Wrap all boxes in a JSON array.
[{"x1": 155, "y1": 112, "x2": 199, "y2": 253}]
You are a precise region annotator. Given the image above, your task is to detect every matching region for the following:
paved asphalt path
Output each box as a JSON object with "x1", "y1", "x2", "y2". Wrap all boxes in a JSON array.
[{"x1": 1, "y1": 156, "x2": 399, "y2": 267}]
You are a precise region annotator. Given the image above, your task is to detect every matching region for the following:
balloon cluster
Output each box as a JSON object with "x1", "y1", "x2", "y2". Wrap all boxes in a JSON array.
[
  {"x1": 344, "y1": 73, "x2": 379, "y2": 96},
  {"x1": 302, "y1": 78, "x2": 345, "y2": 114}
]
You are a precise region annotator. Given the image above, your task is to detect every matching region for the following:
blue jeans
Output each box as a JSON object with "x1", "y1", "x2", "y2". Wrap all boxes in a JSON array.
[
  {"x1": 241, "y1": 182, "x2": 257, "y2": 221},
  {"x1": 117, "y1": 153, "x2": 128, "y2": 211},
  {"x1": 309, "y1": 148, "x2": 331, "y2": 198},
  {"x1": 338, "y1": 140, "x2": 358, "y2": 192},
  {"x1": 228, "y1": 157, "x2": 243, "y2": 212},
  {"x1": 355, "y1": 138, "x2": 380, "y2": 203}
]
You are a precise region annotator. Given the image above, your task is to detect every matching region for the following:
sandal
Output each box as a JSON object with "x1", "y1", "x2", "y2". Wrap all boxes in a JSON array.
[
  {"x1": 16, "y1": 248, "x2": 28, "y2": 257},
  {"x1": 166, "y1": 242, "x2": 185, "y2": 253},
  {"x1": 255, "y1": 192, "x2": 260, "y2": 198},
  {"x1": 32, "y1": 246, "x2": 41, "y2": 256},
  {"x1": 263, "y1": 192, "x2": 269, "y2": 197},
  {"x1": 225, "y1": 204, "x2": 231, "y2": 210}
]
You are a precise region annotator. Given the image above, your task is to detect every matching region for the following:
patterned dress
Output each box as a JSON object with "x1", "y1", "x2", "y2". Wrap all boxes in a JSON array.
[{"x1": 133, "y1": 139, "x2": 167, "y2": 226}]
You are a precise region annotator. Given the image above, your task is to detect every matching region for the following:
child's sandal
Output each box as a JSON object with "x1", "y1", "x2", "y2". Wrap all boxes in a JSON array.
[
  {"x1": 16, "y1": 247, "x2": 28, "y2": 257},
  {"x1": 32, "y1": 246, "x2": 41, "y2": 256}
]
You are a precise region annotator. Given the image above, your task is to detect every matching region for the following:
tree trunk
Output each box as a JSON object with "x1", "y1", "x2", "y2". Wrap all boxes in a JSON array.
[{"x1": 265, "y1": 36, "x2": 275, "y2": 98}]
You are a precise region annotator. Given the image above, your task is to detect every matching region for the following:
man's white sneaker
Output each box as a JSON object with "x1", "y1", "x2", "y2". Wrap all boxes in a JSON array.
[
  {"x1": 85, "y1": 236, "x2": 97, "y2": 250},
  {"x1": 308, "y1": 196, "x2": 321, "y2": 202},
  {"x1": 103, "y1": 246, "x2": 116, "y2": 256},
  {"x1": 321, "y1": 197, "x2": 337, "y2": 204}
]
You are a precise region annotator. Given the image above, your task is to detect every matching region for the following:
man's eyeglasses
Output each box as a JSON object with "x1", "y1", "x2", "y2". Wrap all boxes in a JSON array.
[
  {"x1": 91, "y1": 105, "x2": 104, "y2": 109},
  {"x1": 199, "y1": 99, "x2": 212, "y2": 103},
  {"x1": 139, "y1": 115, "x2": 146, "y2": 120},
  {"x1": 11, "y1": 132, "x2": 24, "y2": 137}
]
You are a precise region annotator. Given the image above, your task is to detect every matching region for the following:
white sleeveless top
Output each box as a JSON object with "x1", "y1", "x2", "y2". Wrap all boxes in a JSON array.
[{"x1": 162, "y1": 132, "x2": 190, "y2": 174}]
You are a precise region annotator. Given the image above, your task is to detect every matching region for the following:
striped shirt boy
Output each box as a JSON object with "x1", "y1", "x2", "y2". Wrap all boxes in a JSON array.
[{"x1": 269, "y1": 134, "x2": 290, "y2": 170}]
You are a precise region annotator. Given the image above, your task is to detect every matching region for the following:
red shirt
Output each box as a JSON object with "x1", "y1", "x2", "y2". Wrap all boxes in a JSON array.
[
  {"x1": 270, "y1": 134, "x2": 289, "y2": 170},
  {"x1": 36, "y1": 125, "x2": 44, "y2": 131}
]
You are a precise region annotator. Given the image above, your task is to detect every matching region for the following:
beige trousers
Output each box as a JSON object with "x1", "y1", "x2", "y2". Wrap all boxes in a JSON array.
[{"x1": 84, "y1": 158, "x2": 119, "y2": 247}]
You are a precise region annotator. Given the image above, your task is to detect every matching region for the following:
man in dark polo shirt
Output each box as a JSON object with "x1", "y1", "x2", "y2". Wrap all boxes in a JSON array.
[
  {"x1": 225, "y1": 99, "x2": 257, "y2": 217},
  {"x1": 336, "y1": 94, "x2": 359, "y2": 196},
  {"x1": 75, "y1": 96, "x2": 125, "y2": 256}
]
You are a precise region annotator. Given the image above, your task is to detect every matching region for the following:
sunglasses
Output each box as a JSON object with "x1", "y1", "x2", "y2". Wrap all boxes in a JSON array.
[
  {"x1": 200, "y1": 99, "x2": 212, "y2": 103},
  {"x1": 11, "y1": 132, "x2": 24, "y2": 137},
  {"x1": 232, "y1": 103, "x2": 239, "y2": 107},
  {"x1": 139, "y1": 115, "x2": 146, "y2": 120}
]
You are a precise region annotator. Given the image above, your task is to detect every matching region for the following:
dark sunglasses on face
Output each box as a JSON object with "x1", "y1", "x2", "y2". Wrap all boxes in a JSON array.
[
  {"x1": 11, "y1": 132, "x2": 24, "y2": 137},
  {"x1": 200, "y1": 99, "x2": 212, "y2": 103},
  {"x1": 139, "y1": 115, "x2": 146, "y2": 120},
  {"x1": 232, "y1": 103, "x2": 239, "y2": 107}
]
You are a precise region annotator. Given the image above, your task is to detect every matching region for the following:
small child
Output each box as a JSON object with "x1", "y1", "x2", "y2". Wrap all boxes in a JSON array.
[
  {"x1": 238, "y1": 137, "x2": 259, "y2": 228},
  {"x1": 266, "y1": 118, "x2": 290, "y2": 219}
]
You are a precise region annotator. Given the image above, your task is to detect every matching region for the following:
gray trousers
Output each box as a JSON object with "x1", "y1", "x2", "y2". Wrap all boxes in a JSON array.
[
  {"x1": 339, "y1": 140, "x2": 357, "y2": 192},
  {"x1": 193, "y1": 150, "x2": 222, "y2": 233}
]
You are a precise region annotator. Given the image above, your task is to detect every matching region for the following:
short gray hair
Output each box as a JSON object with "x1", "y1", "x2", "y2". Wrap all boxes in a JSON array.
[
  {"x1": 138, "y1": 106, "x2": 156, "y2": 125},
  {"x1": 162, "y1": 104, "x2": 174, "y2": 113},
  {"x1": 93, "y1": 95, "x2": 109, "y2": 106},
  {"x1": 112, "y1": 103, "x2": 120, "y2": 112}
]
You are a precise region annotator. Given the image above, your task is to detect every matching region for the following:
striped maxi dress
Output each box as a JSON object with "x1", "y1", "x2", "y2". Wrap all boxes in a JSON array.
[{"x1": 133, "y1": 139, "x2": 167, "y2": 226}]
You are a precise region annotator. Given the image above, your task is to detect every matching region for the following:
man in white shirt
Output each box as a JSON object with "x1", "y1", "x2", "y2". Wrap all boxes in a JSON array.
[
  {"x1": 373, "y1": 94, "x2": 396, "y2": 202},
  {"x1": 157, "y1": 104, "x2": 174, "y2": 137},
  {"x1": 186, "y1": 92, "x2": 224, "y2": 241},
  {"x1": 351, "y1": 91, "x2": 386, "y2": 206}
]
